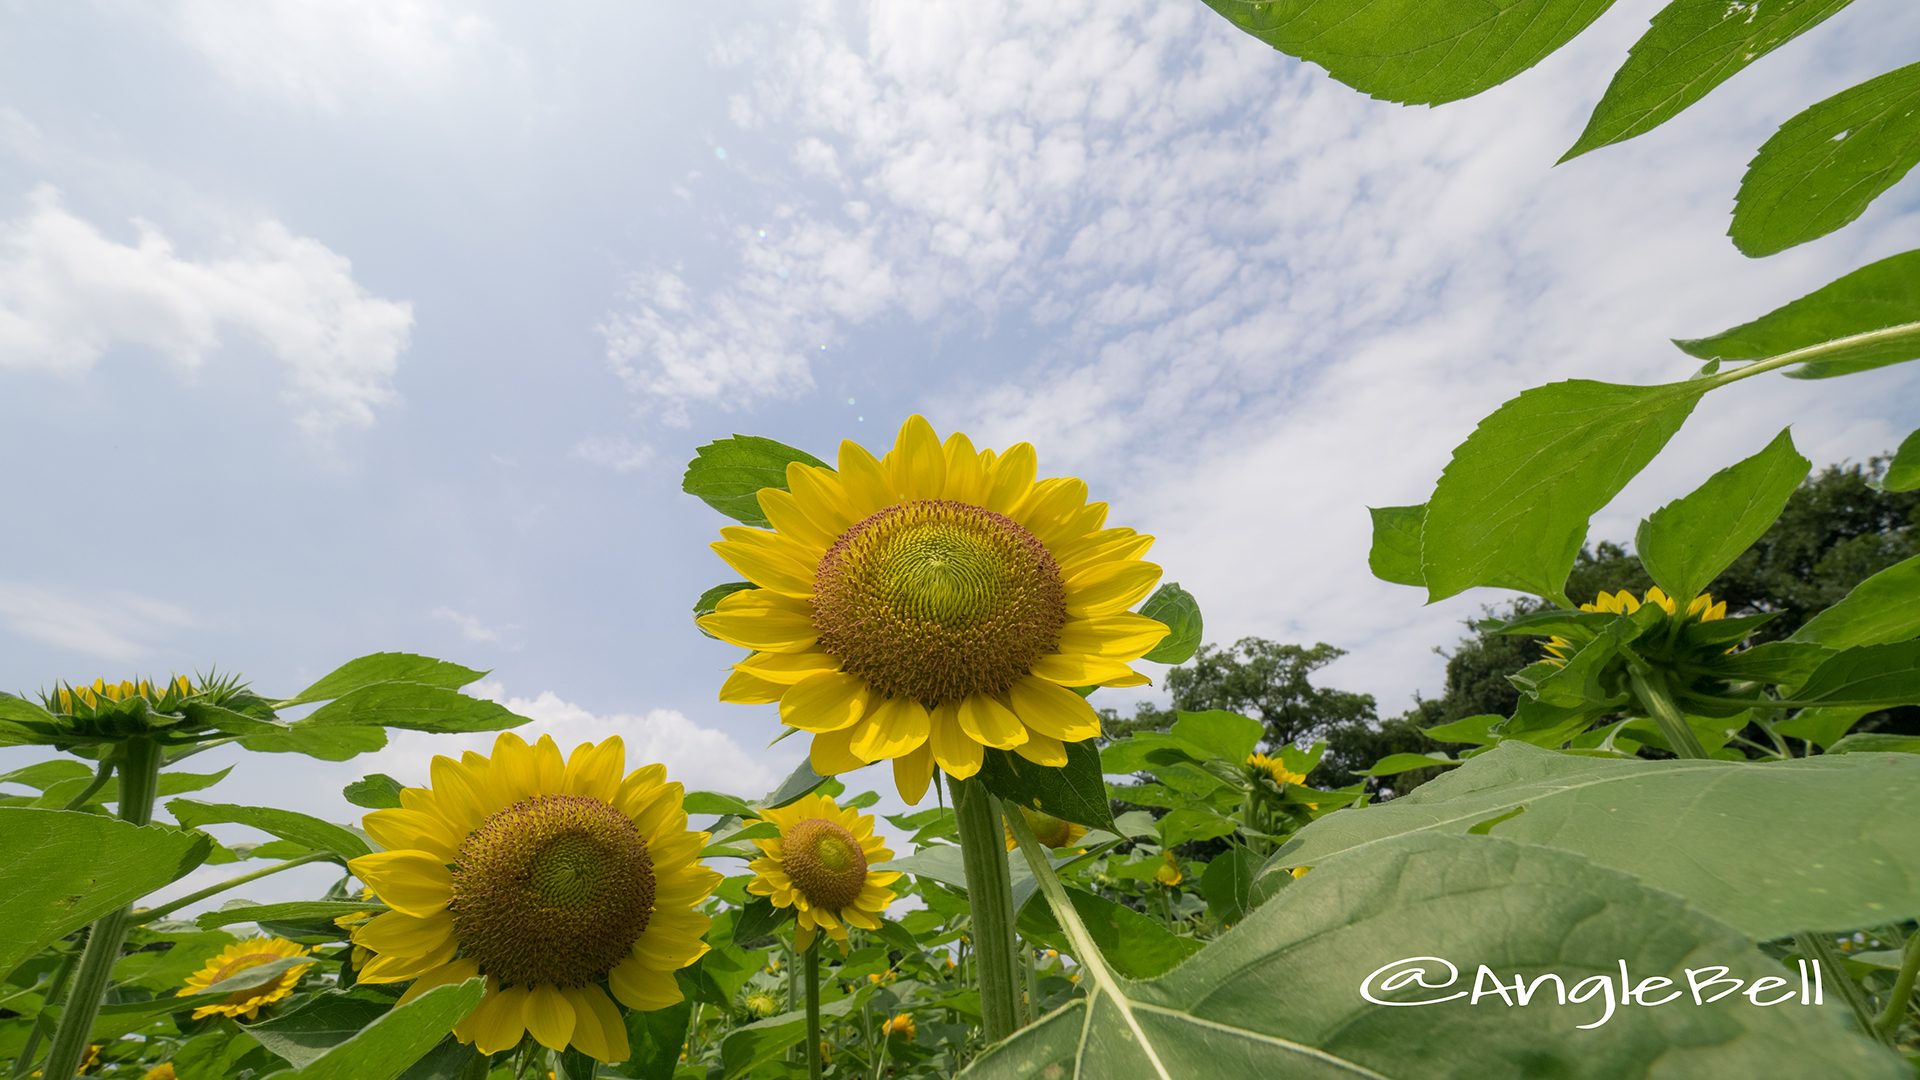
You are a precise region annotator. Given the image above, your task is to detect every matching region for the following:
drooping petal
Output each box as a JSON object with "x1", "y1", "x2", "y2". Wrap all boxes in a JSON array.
[
  {"x1": 779, "y1": 672, "x2": 868, "y2": 733},
  {"x1": 609, "y1": 953, "x2": 687, "y2": 1012},
  {"x1": 721, "y1": 668, "x2": 786, "y2": 705},
  {"x1": 809, "y1": 726, "x2": 865, "y2": 775},
  {"x1": 699, "y1": 590, "x2": 819, "y2": 653},
  {"x1": 956, "y1": 693, "x2": 1028, "y2": 750},
  {"x1": 1029, "y1": 652, "x2": 1143, "y2": 688},
  {"x1": 928, "y1": 701, "x2": 983, "y2": 779},
  {"x1": 711, "y1": 527, "x2": 817, "y2": 597},
  {"x1": 849, "y1": 696, "x2": 930, "y2": 761},
  {"x1": 1011, "y1": 730, "x2": 1068, "y2": 767},
  {"x1": 1009, "y1": 676, "x2": 1103, "y2": 742},
  {"x1": 347, "y1": 851, "x2": 454, "y2": 918},
  {"x1": 467, "y1": 984, "x2": 531, "y2": 1055},
  {"x1": 523, "y1": 984, "x2": 576, "y2": 1052},
  {"x1": 738, "y1": 649, "x2": 840, "y2": 685},
  {"x1": 396, "y1": 958, "x2": 480, "y2": 1006},
  {"x1": 567, "y1": 985, "x2": 630, "y2": 1064},
  {"x1": 893, "y1": 739, "x2": 935, "y2": 803},
  {"x1": 1064, "y1": 559, "x2": 1162, "y2": 617}
]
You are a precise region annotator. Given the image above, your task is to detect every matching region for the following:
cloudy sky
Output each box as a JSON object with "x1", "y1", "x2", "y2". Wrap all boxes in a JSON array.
[{"x1": 3, "y1": 0, "x2": 1918, "y2": 906}]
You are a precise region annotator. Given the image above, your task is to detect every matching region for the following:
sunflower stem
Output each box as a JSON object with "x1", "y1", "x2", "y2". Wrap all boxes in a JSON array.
[
  {"x1": 60, "y1": 757, "x2": 115, "y2": 811},
  {"x1": 1626, "y1": 667, "x2": 1710, "y2": 760},
  {"x1": 804, "y1": 943, "x2": 823, "y2": 1080},
  {"x1": 43, "y1": 736, "x2": 162, "y2": 1080},
  {"x1": 129, "y1": 852, "x2": 334, "y2": 926},
  {"x1": 9, "y1": 947, "x2": 77, "y2": 1079},
  {"x1": 1796, "y1": 932, "x2": 1888, "y2": 1045},
  {"x1": 951, "y1": 776, "x2": 1021, "y2": 1042},
  {"x1": 1876, "y1": 930, "x2": 1920, "y2": 1037}
]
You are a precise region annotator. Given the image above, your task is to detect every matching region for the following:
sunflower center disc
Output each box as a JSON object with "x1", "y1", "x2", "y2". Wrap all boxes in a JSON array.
[
  {"x1": 812, "y1": 499, "x2": 1067, "y2": 704},
  {"x1": 782, "y1": 818, "x2": 868, "y2": 911},
  {"x1": 450, "y1": 794, "x2": 655, "y2": 988}
]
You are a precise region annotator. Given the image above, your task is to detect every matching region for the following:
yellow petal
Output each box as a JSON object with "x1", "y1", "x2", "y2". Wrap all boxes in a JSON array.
[
  {"x1": 467, "y1": 984, "x2": 530, "y2": 1055},
  {"x1": 757, "y1": 486, "x2": 840, "y2": 551},
  {"x1": 794, "y1": 921, "x2": 818, "y2": 953},
  {"x1": 347, "y1": 851, "x2": 454, "y2": 918},
  {"x1": 837, "y1": 439, "x2": 897, "y2": 518},
  {"x1": 785, "y1": 462, "x2": 858, "y2": 534},
  {"x1": 1009, "y1": 676, "x2": 1103, "y2": 742},
  {"x1": 1064, "y1": 560, "x2": 1162, "y2": 617},
  {"x1": 1011, "y1": 730, "x2": 1068, "y2": 767},
  {"x1": 809, "y1": 726, "x2": 866, "y2": 775},
  {"x1": 396, "y1": 958, "x2": 480, "y2": 1007},
  {"x1": 699, "y1": 591, "x2": 818, "y2": 653},
  {"x1": 849, "y1": 696, "x2": 930, "y2": 761},
  {"x1": 524, "y1": 984, "x2": 576, "y2": 1052},
  {"x1": 711, "y1": 527, "x2": 817, "y2": 597},
  {"x1": 885, "y1": 415, "x2": 946, "y2": 496},
  {"x1": 779, "y1": 672, "x2": 868, "y2": 733},
  {"x1": 894, "y1": 739, "x2": 935, "y2": 803},
  {"x1": 739, "y1": 649, "x2": 840, "y2": 685},
  {"x1": 721, "y1": 667, "x2": 786, "y2": 705},
  {"x1": 353, "y1": 909, "x2": 454, "y2": 958},
  {"x1": 942, "y1": 432, "x2": 988, "y2": 504},
  {"x1": 567, "y1": 985, "x2": 630, "y2": 1064},
  {"x1": 983, "y1": 442, "x2": 1036, "y2": 513},
  {"x1": 426, "y1": 755, "x2": 489, "y2": 836},
  {"x1": 1056, "y1": 613, "x2": 1169, "y2": 659},
  {"x1": 563, "y1": 737, "x2": 625, "y2": 802},
  {"x1": 1010, "y1": 476, "x2": 1088, "y2": 539},
  {"x1": 609, "y1": 953, "x2": 686, "y2": 1012},
  {"x1": 957, "y1": 694, "x2": 1027, "y2": 750},
  {"x1": 360, "y1": 808, "x2": 460, "y2": 865},
  {"x1": 358, "y1": 940, "x2": 457, "y2": 983},
  {"x1": 928, "y1": 702, "x2": 982, "y2": 780},
  {"x1": 1029, "y1": 652, "x2": 1142, "y2": 688}
]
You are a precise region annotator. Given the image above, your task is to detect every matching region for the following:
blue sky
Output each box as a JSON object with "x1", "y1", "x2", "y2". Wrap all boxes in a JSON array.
[{"x1": 4, "y1": 0, "x2": 1919, "y2": 906}]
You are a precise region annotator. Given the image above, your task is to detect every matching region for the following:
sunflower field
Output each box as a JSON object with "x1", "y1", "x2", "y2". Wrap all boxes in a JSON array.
[{"x1": 6, "y1": 1, "x2": 1920, "y2": 1078}]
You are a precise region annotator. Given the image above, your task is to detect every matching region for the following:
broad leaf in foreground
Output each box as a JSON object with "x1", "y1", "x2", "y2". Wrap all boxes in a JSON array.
[
  {"x1": 963, "y1": 833, "x2": 1900, "y2": 1078},
  {"x1": 1674, "y1": 249, "x2": 1920, "y2": 379},
  {"x1": 1272, "y1": 742, "x2": 1920, "y2": 938},
  {"x1": 263, "y1": 978, "x2": 485, "y2": 1080},
  {"x1": 1635, "y1": 427, "x2": 1808, "y2": 604}
]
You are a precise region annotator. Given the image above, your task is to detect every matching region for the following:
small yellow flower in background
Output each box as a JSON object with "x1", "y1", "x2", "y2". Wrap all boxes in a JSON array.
[
  {"x1": 1544, "y1": 587, "x2": 1727, "y2": 664},
  {"x1": 1246, "y1": 752, "x2": 1307, "y2": 788},
  {"x1": 818, "y1": 1040, "x2": 835, "y2": 1065},
  {"x1": 1003, "y1": 805, "x2": 1089, "y2": 851},
  {"x1": 700, "y1": 415, "x2": 1170, "y2": 803},
  {"x1": 347, "y1": 732, "x2": 722, "y2": 1064},
  {"x1": 882, "y1": 1013, "x2": 916, "y2": 1041},
  {"x1": 945, "y1": 954, "x2": 958, "y2": 970},
  {"x1": 743, "y1": 990, "x2": 780, "y2": 1018},
  {"x1": 142, "y1": 1064, "x2": 176, "y2": 1080},
  {"x1": 745, "y1": 793, "x2": 899, "y2": 952},
  {"x1": 53, "y1": 675, "x2": 193, "y2": 714},
  {"x1": 1155, "y1": 851, "x2": 1183, "y2": 886},
  {"x1": 178, "y1": 938, "x2": 311, "y2": 1020},
  {"x1": 867, "y1": 967, "x2": 898, "y2": 985}
]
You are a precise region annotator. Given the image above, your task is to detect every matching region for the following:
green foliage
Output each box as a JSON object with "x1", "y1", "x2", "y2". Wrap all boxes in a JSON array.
[
  {"x1": 1138, "y1": 583, "x2": 1203, "y2": 665},
  {"x1": 281, "y1": 654, "x2": 486, "y2": 708},
  {"x1": 1888, "y1": 427, "x2": 1920, "y2": 491},
  {"x1": 263, "y1": 979, "x2": 485, "y2": 1080},
  {"x1": 1732, "y1": 61, "x2": 1920, "y2": 256},
  {"x1": 166, "y1": 800, "x2": 370, "y2": 862},
  {"x1": 1636, "y1": 428, "x2": 1809, "y2": 605},
  {"x1": 681, "y1": 435, "x2": 829, "y2": 528},
  {"x1": 1675, "y1": 250, "x2": 1920, "y2": 379},
  {"x1": 979, "y1": 742, "x2": 1116, "y2": 832},
  {"x1": 1364, "y1": 503, "x2": 1424, "y2": 587}
]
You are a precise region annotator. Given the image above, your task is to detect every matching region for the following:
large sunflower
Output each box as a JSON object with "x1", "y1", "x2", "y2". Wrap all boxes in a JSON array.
[
  {"x1": 700, "y1": 415, "x2": 1169, "y2": 801},
  {"x1": 1543, "y1": 586, "x2": 1727, "y2": 664},
  {"x1": 347, "y1": 732, "x2": 721, "y2": 1064},
  {"x1": 744, "y1": 793, "x2": 899, "y2": 951},
  {"x1": 177, "y1": 937, "x2": 311, "y2": 1020}
]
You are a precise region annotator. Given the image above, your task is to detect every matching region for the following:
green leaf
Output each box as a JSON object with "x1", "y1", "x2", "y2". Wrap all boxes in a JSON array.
[
  {"x1": 1636, "y1": 428, "x2": 1809, "y2": 603},
  {"x1": 718, "y1": 993, "x2": 859, "y2": 1078},
  {"x1": 979, "y1": 740, "x2": 1116, "y2": 832},
  {"x1": 1886, "y1": 427, "x2": 1920, "y2": 491},
  {"x1": 1829, "y1": 733, "x2": 1920, "y2": 754},
  {"x1": 288, "y1": 683, "x2": 524, "y2": 736},
  {"x1": 1773, "y1": 705, "x2": 1874, "y2": 749},
  {"x1": 683, "y1": 790, "x2": 758, "y2": 817},
  {"x1": 963, "y1": 833, "x2": 1902, "y2": 1079},
  {"x1": 760, "y1": 758, "x2": 828, "y2": 809},
  {"x1": 1421, "y1": 713, "x2": 1502, "y2": 746},
  {"x1": 1168, "y1": 710, "x2": 1264, "y2": 764},
  {"x1": 1792, "y1": 553, "x2": 1920, "y2": 650},
  {"x1": 1564, "y1": 0, "x2": 1856, "y2": 159},
  {"x1": 1421, "y1": 379, "x2": 1705, "y2": 602},
  {"x1": 196, "y1": 900, "x2": 378, "y2": 930},
  {"x1": 1017, "y1": 885, "x2": 1202, "y2": 980},
  {"x1": 264, "y1": 978, "x2": 485, "y2": 1080},
  {"x1": 1675, "y1": 249, "x2": 1920, "y2": 378},
  {"x1": 682, "y1": 435, "x2": 829, "y2": 527},
  {"x1": 1366, "y1": 503, "x2": 1425, "y2": 587},
  {"x1": 1793, "y1": 640, "x2": 1920, "y2": 707},
  {"x1": 1732, "y1": 61, "x2": 1920, "y2": 256},
  {"x1": 693, "y1": 582, "x2": 756, "y2": 639},
  {"x1": 1275, "y1": 741, "x2": 1920, "y2": 937},
  {"x1": 343, "y1": 774, "x2": 406, "y2": 810},
  {"x1": 243, "y1": 723, "x2": 391, "y2": 762},
  {"x1": 1359, "y1": 752, "x2": 1458, "y2": 777},
  {"x1": 1156, "y1": 807, "x2": 1241, "y2": 846},
  {"x1": 1200, "y1": 847, "x2": 1261, "y2": 925},
  {"x1": 248, "y1": 990, "x2": 394, "y2": 1067},
  {"x1": 0, "y1": 808, "x2": 210, "y2": 976},
  {"x1": 1198, "y1": 0, "x2": 1614, "y2": 106},
  {"x1": 283, "y1": 653, "x2": 486, "y2": 707},
  {"x1": 169, "y1": 799, "x2": 370, "y2": 861},
  {"x1": 1709, "y1": 640, "x2": 1832, "y2": 685},
  {"x1": 1138, "y1": 583, "x2": 1202, "y2": 664},
  {"x1": 0, "y1": 759, "x2": 93, "y2": 790},
  {"x1": 622, "y1": 999, "x2": 691, "y2": 1080},
  {"x1": 731, "y1": 896, "x2": 789, "y2": 947}
]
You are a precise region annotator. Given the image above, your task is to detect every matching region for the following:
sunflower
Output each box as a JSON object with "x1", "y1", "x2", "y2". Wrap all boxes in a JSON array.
[
  {"x1": 1543, "y1": 587, "x2": 1727, "y2": 664},
  {"x1": 1247, "y1": 752, "x2": 1308, "y2": 787},
  {"x1": 347, "y1": 732, "x2": 721, "y2": 1064},
  {"x1": 744, "y1": 793, "x2": 899, "y2": 952},
  {"x1": 1155, "y1": 851, "x2": 1184, "y2": 886},
  {"x1": 882, "y1": 1013, "x2": 916, "y2": 1041},
  {"x1": 699, "y1": 415, "x2": 1169, "y2": 802},
  {"x1": 54, "y1": 675, "x2": 193, "y2": 713},
  {"x1": 178, "y1": 937, "x2": 312, "y2": 1020},
  {"x1": 142, "y1": 1066, "x2": 176, "y2": 1080},
  {"x1": 1002, "y1": 805, "x2": 1088, "y2": 851}
]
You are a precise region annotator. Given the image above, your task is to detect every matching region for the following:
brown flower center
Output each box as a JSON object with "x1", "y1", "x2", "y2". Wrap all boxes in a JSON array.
[{"x1": 782, "y1": 817, "x2": 868, "y2": 911}]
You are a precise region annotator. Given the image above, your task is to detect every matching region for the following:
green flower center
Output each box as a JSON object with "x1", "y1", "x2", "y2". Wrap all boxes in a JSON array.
[
  {"x1": 782, "y1": 818, "x2": 868, "y2": 911},
  {"x1": 812, "y1": 499, "x2": 1066, "y2": 705},
  {"x1": 450, "y1": 794, "x2": 654, "y2": 988}
]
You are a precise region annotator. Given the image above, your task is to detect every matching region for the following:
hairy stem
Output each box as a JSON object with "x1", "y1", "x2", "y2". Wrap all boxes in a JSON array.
[
  {"x1": 951, "y1": 776, "x2": 1021, "y2": 1042},
  {"x1": 804, "y1": 943, "x2": 823, "y2": 1080},
  {"x1": 130, "y1": 852, "x2": 335, "y2": 926},
  {"x1": 1795, "y1": 933, "x2": 1888, "y2": 1045},
  {"x1": 1705, "y1": 321, "x2": 1920, "y2": 389},
  {"x1": 1627, "y1": 667, "x2": 1710, "y2": 760},
  {"x1": 59, "y1": 758, "x2": 115, "y2": 811},
  {"x1": 42, "y1": 737, "x2": 162, "y2": 1080},
  {"x1": 8, "y1": 948, "x2": 77, "y2": 1079},
  {"x1": 1875, "y1": 931, "x2": 1920, "y2": 1037}
]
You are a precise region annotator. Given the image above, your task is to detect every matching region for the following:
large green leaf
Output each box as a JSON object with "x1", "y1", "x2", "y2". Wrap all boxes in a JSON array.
[
  {"x1": 1731, "y1": 61, "x2": 1920, "y2": 256},
  {"x1": 963, "y1": 833, "x2": 1901, "y2": 1078},
  {"x1": 1200, "y1": 0, "x2": 1615, "y2": 106},
  {"x1": 622, "y1": 999, "x2": 692, "y2": 1080},
  {"x1": 1793, "y1": 640, "x2": 1920, "y2": 707},
  {"x1": 1791, "y1": 553, "x2": 1920, "y2": 650},
  {"x1": 1635, "y1": 428, "x2": 1808, "y2": 603},
  {"x1": 1422, "y1": 379, "x2": 1703, "y2": 602},
  {"x1": 1887, "y1": 427, "x2": 1920, "y2": 491},
  {"x1": 283, "y1": 653, "x2": 486, "y2": 707},
  {"x1": 197, "y1": 901, "x2": 379, "y2": 930},
  {"x1": 168, "y1": 799, "x2": 370, "y2": 861},
  {"x1": 280, "y1": 683, "x2": 524, "y2": 737},
  {"x1": 682, "y1": 435, "x2": 828, "y2": 527},
  {"x1": 263, "y1": 979, "x2": 484, "y2": 1080},
  {"x1": 0, "y1": 808, "x2": 211, "y2": 976},
  {"x1": 1017, "y1": 885, "x2": 1202, "y2": 980},
  {"x1": 1273, "y1": 742, "x2": 1920, "y2": 937},
  {"x1": 1564, "y1": 0, "x2": 1856, "y2": 159},
  {"x1": 979, "y1": 740, "x2": 1116, "y2": 832},
  {"x1": 718, "y1": 992, "x2": 860, "y2": 1078},
  {"x1": 1674, "y1": 249, "x2": 1920, "y2": 379},
  {"x1": 1139, "y1": 583, "x2": 1203, "y2": 665},
  {"x1": 1366, "y1": 503, "x2": 1425, "y2": 587},
  {"x1": 248, "y1": 990, "x2": 396, "y2": 1067}
]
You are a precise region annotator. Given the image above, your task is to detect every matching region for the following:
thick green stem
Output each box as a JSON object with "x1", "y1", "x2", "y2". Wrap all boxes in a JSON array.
[
  {"x1": 1796, "y1": 933, "x2": 1888, "y2": 1045},
  {"x1": 9, "y1": 949, "x2": 77, "y2": 1079},
  {"x1": 60, "y1": 758, "x2": 114, "y2": 811},
  {"x1": 42, "y1": 737, "x2": 162, "y2": 1080},
  {"x1": 804, "y1": 943, "x2": 823, "y2": 1080},
  {"x1": 1627, "y1": 668, "x2": 1709, "y2": 760},
  {"x1": 1875, "y1": 932, "x2": 1920, "y2": 1037},
  {"x1": 951, "y1": 776, "x2": 1021, "y2": 1042},
  {"x1": 130, "y1": 852, "x2": 333, "y2": 926}
]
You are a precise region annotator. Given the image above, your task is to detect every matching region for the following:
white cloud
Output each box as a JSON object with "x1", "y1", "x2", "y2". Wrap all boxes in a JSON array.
[
  {"x1": 430, "y1": 607, "x2": 520, "y2": 647},
  {"x1": 0, "y1": 580, "x2": 194, "y2": 663},
  {"x1": 609, "y1": 0, "x2": 1920, "y2": 707},
  {"x1": 0, "y1": 186, "x2": 414, "y2": 434},
  {"x1": 572, "y1": 433, "x2": 655, "y2": 473},
  {"x1": 165, "y1": 0, "x2": 525, "y2": 112},
  {"x1": 359, "y1": 682, "x2": 787, "y2": 797}
]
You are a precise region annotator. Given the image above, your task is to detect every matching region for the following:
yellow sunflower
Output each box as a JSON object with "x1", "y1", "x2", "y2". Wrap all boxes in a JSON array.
[
  {"x1": 1155, "y1": 851, "x2": 1184, "y2": 886},
  {"x1": 178, "y1": 937, "x2": 311, "y2": 1020},
  {"x1": 143, "y1": 1065, "x2": 176, "y2": 1080},
  {"x1": 1247, "y1": 752, "x2": 1308, "y2": 787},
  {"x1": 882, "y1": 1013, "x2": 916, "y2": 1041},
  {"x1": 744, "y1": 793, "x2": 899, "y2": 952},
  {"x1": 699, "y1": 415, "x2": 1169, "y2": 802},
  {"x1": 1544, "y1": 587, "x2": 1728, "y2": 663},
  {"x1": 55, "y1": 675, "x2": 193, "y2": 713},
  {"x1": 1002, "y1": 805, "x2": 1088, "y2": 851},
  {"x1": 347, "y1": 732, "x2": 722, "y2": 1064}
]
